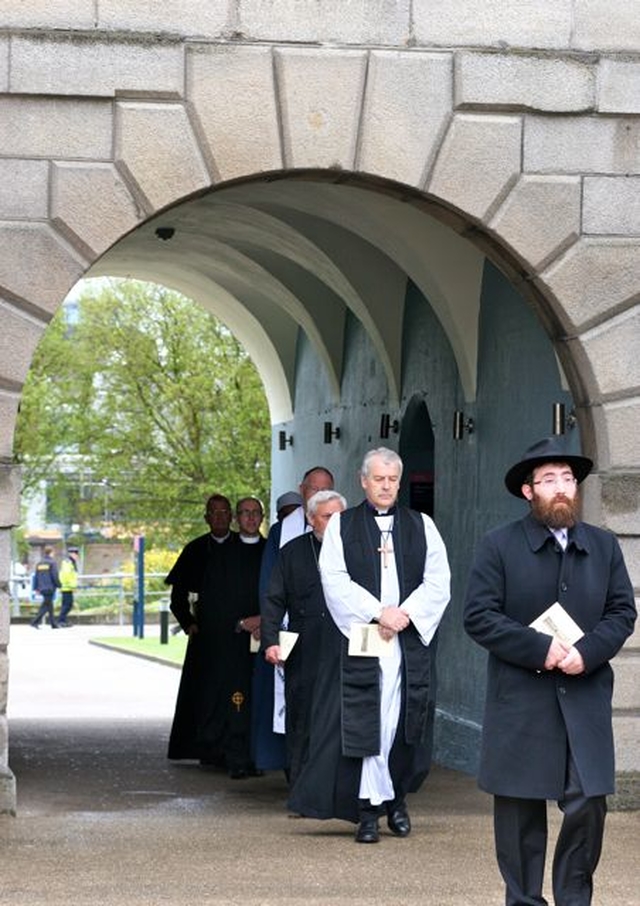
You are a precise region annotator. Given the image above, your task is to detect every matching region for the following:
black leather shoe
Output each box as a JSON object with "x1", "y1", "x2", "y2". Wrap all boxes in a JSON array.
[
  {"x1": 387, "y1": 803, "x2": 411, "y2": 837},
  {"x1": 228, "y1": 768, "x2": 247, "y2": 779},
  {"x1": 355, "y1": 817, "x2": 379, "y2": 843}
]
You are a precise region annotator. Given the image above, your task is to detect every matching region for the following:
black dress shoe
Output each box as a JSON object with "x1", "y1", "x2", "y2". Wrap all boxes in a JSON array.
[
  {"x1": 387, "y1": 803, "x2": 411, "y2": 837},
  {"x1": 228, "y1": 768, "x2": 247, "y2": 779},
  {"x1": 355, "y1": 817, "x2": 380, "y2": 843}
]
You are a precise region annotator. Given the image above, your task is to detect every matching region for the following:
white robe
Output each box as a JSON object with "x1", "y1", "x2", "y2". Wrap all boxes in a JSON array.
[{"x1": 319, "y1": 509, "x2": 451, "y2": 805}]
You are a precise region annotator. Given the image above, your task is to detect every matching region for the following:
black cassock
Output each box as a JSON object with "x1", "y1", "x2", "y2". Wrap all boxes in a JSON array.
[
  {"x1": 166, "y1": 531, "x2": 265, "y2": 770},
  {"x1": 262, "y1": 532, "x2": 328, "y2": 786}
]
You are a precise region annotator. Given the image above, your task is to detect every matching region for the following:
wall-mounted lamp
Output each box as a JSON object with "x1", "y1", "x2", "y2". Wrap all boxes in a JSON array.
[
  {"x1": 379, "y1": 413, "x2": 400, "y2": 439},
  {"x1": 453, "y1": 410, "x2": 474, "y2": 440},
  {"x1": 278, "y1": 430, "x2": 293, "y2": 451},
  {"x1": 552, "y1": 402, "x2": 577, "y2": 435},
  {"x1": 324, "y1": 421, "x2": 341, "y2": 444}
]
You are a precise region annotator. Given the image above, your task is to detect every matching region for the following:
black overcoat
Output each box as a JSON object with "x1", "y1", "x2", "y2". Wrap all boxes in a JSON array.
[
  {"x1": 464, "y1": 512, "x2": 636, "y2": 799},
  {"x1": 262, "y1": 532, "x2": 327, "y2": 785}
]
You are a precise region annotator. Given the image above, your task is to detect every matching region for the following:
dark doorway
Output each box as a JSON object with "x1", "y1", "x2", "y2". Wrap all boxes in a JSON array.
[{"x1": 398, "y1": 395, "x2": 435, "y2": 517}]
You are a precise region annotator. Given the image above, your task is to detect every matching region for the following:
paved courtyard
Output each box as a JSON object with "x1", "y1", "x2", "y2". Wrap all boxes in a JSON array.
[{"x1": 1, "y1": 625, "x2": 637, "y2": 905}]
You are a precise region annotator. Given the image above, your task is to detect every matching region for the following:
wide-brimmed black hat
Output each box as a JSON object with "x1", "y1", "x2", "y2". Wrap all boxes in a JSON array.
[{"x1": 504, "y1": 436, "x2": 593, "y2": 498}]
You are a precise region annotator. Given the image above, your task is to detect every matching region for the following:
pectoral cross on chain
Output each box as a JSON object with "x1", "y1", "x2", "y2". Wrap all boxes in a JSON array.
[{"x1": 378, "y1": 531, "x2": 393, "y2": 568}]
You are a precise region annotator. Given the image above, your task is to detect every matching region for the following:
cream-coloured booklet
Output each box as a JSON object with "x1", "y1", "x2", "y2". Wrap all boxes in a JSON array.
[
  {"x1": 348, "y1": 622, "x2": 394, "y2": 658},
  {"x1": 530, "y1": 602, "x2": 584, "y2": 647},
  {"x1": 249, "y1": 629, "x2": 299, "y2": 658},
  {"x1": 278, "y1": 630, "x2": 299, "y2": 661}
]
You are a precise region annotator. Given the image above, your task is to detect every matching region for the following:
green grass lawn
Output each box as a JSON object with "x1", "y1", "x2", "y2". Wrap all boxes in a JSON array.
[{"x1": 91, "y1": 632, "x2": 188, "y2": 666}]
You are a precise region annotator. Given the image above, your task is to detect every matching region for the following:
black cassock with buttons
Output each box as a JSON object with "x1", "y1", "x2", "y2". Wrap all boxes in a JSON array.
[{"x1": 464, "y1": 511, "x2": 636, "y2": 800}]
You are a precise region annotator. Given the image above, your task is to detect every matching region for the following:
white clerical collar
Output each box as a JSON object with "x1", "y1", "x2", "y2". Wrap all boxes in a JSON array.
[
  {"x1": 240, "y1": 534, "x2": 261, "y2": 544},
  {"x1": 211, "y1": 532, "x2": 230, "y2": 543}
]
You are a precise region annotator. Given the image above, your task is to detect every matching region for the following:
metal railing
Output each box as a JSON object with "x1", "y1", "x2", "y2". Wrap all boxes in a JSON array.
[{"x1": 9, "y1": 571, "x2": 170, "y2": 625}]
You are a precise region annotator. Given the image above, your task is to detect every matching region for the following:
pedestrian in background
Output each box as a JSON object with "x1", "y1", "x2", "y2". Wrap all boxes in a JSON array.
[
  {"x1": 57, "y1": 546, "x2": 80, "y2": 627},
  {"x1": 30, "y1": 545, "x2": 61, "y2": 629}
]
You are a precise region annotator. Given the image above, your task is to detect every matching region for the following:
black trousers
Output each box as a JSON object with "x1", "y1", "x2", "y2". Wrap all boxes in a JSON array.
[
  {"x1": 58, "y1": 590, "x2": 74, "y2": 623},
  {"x1": 31, "y1": 593, "x2": 57, "y2": 627},
  {"x1": 494, "y1": 753, "x2": 607, "y2": 906}
]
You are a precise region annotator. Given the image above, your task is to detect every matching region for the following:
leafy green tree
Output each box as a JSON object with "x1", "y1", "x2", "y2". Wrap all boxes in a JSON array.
[{"x1": 15, "y1": 279, "x2": 271, "y2": 547}]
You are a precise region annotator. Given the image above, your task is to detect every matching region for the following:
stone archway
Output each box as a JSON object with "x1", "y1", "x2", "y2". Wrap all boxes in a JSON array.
[{"x1": 2, "y1": 17, "x2": 640, "y2": 814}]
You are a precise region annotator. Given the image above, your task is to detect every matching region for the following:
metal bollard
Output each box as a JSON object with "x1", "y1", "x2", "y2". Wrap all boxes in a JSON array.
[{"x1": 159, "y1": 599, "x2": 170, "y2": 644}]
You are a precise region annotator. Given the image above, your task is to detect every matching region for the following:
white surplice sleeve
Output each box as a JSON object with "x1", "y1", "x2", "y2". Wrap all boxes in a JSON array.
[
  {"x1": 319, "y1": 512, "x2": 382, "y2": 638},
  {"x1": 319, "y1": 511, "x2": 451, "y2": 645},
  {"x1": 400, "y1": 514, "x2": 451, "y2": 646}
]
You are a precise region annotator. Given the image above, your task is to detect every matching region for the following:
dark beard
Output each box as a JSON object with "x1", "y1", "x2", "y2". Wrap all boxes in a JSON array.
[{"x1": 530, "y1": 492, "x2": 580, "y2": 529}]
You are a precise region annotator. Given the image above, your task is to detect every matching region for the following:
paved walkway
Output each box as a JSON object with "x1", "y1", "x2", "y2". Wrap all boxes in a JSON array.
[{"x1": 1, "y1": 625, "x2": 638, "y2": 905}]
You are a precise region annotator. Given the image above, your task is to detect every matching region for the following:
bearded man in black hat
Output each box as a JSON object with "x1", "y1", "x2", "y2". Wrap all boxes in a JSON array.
[{"x1": 464, "y1": 437, "x2": 636, "y2": 906}]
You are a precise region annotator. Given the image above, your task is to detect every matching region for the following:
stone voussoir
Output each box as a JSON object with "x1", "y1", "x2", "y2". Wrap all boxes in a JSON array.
[
  {"x1": 537, "y1": 238, "x2": 640, "y2": 331},
  {"x1": 115, "y1": 101, "x2": 211, "y2": 214},
  {"x1": 51, "y1": 161, "x2": 143, "y2": 259},
  {"x1": 579, "y1": 307, "x2": 640, "y2": 398},
  {"x1": 274, "y1": 46, "x2": 368, "y2": 171},
  {"x1": 489, "y1": 174, "x2": 581, "y2": 271},
  {"x1": 358, "y1": 50, "x2": 453, "y2": 189},
  {"x1": 0, "y1": 223, "x2": 86, "y2": 315},
  {"x1": 0, "y1": 299, "x2": 46, "y2": 388},
  {"x1": 186, "y1": 44, "x2": 282, "y2": 182},
  {"x1": 428, "y1": 113, "x2": 522, "y2": 222}
]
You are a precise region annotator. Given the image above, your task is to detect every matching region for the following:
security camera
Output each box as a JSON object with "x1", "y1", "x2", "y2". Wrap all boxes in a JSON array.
[{"x1": 155, "y1": 226, "x2": 175, "y2": 241}]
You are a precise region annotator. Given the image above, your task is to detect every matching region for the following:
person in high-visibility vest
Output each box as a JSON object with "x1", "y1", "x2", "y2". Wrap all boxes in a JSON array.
[{"x1": 57, "y1": 547, "x2": 79, "y2": 627}]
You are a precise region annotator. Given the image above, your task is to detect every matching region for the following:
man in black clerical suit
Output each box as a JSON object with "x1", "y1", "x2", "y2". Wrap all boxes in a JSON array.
[
  {"x1": 262, "y1": 489, "x2": 346, "y2": 786},
  {"x1": 165, "y1": 493, "x2": 266, "y2": 777}
]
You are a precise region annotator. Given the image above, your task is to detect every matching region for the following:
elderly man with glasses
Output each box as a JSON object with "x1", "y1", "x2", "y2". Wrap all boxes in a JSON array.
[{"x1": 465, "y1": 437, "x2": 636, "y2": 906}]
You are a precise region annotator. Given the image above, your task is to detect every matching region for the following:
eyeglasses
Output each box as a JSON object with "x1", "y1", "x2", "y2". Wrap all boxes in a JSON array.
[
  {"x1": 238, "y1": 508, "x2": 262, "y2": 517},
  {"x1": 532, "y1": 475, "x2": 577, "y2": 489},
  {"x1": 208, "y1": 508, "x2": 231, "y2": 515}
]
